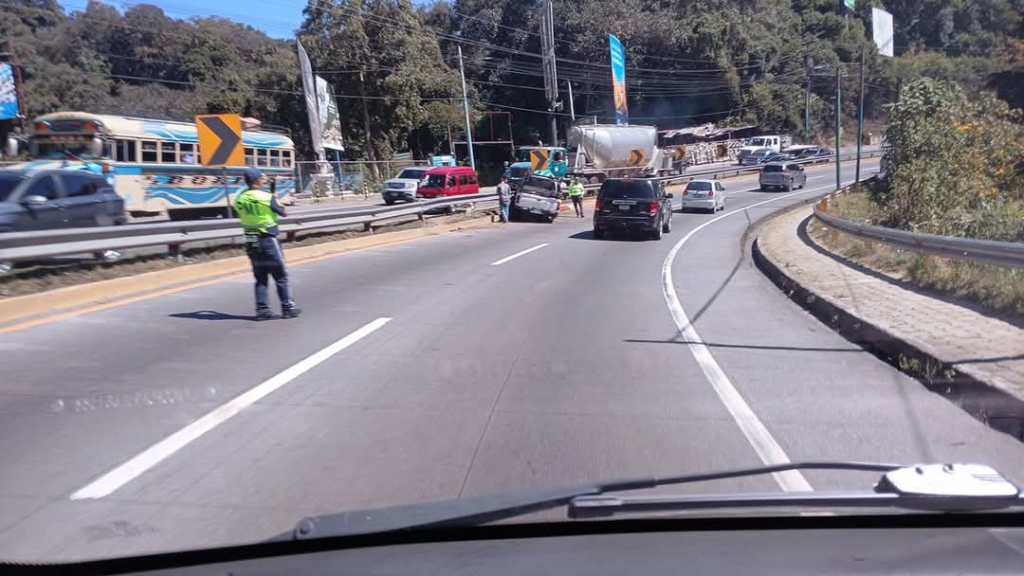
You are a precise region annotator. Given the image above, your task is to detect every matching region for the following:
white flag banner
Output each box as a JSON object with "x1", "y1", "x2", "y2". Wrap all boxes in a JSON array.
[
  {"x1": 315, "y1": 75, "x2": 344, "y2": 151},
  {"x1": 297, "y1": 39, "x2": 325, "y2": 161},
  {"x1": 872, "y1": 7, "x2": 894, "y2": 57}
]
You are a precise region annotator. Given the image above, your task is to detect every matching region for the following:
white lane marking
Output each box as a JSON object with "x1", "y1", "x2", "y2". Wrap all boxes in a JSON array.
[
  {"x1": 71, "y1": 317, "x2": 392, "y2": 500},
  {"x1": 661, "y1": 169, "x2": 877, "y2": 492},
  {"x1": 490, "y1": 243, "x2": 549, "y2": 266}
]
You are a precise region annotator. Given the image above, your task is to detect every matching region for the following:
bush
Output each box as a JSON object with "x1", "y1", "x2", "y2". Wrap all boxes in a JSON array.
[{"x1": 874, "y1": 79, "x2": 1024, "y2": 240}]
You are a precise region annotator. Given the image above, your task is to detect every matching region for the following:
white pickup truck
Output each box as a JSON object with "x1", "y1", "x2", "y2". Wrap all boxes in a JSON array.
[{"x1": 737, "y1": 135, "x2": 792, "y2": 165}]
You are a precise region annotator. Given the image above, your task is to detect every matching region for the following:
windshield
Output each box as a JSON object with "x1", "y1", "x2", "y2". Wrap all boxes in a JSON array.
[
  {"x1": 520, "y1": 177, "x2": 558, "y2": 197},
  {"x1": 397, "y1": 168, "x2": 427, "y2": 180},
  {"x1": 600, "y1": 179, "x2": 657, "y2": 199},
  {"x1": 508, "y1": 165, "x2": 531, "y2": 179},
  {"x1": 0, "y1": 173, "x2": 23, "y2": 201},
  {"x1": 6, "y1": 0, "x2": 1024, "y2": 567}
]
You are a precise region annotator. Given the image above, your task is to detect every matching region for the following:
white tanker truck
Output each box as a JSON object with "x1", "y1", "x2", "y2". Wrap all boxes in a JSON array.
[{"x1": 566, "y1": 124, "x2": 683, "y2": 183}]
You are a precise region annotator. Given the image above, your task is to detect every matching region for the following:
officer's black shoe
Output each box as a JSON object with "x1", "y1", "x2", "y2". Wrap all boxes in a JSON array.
[
  {"x1": 281, "y1": 305, "x2": 302, "y2": 319},
  {"x1": 255, "y1": 309, "x2": 275, "y2": 321}
]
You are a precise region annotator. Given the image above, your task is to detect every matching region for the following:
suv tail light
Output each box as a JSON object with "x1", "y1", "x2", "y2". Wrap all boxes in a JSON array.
[
  {"x1": 708, "y1": 189, "x2": 715, "y2": 197},
  {"x1": 648, "y1": 201, "x2": 659, "y2": 215}
]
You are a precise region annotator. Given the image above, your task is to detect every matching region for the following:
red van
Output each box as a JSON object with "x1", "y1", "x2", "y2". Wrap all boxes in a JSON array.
[{"x1": 416, "y1": 166, "x2": 480, "y2": 198}]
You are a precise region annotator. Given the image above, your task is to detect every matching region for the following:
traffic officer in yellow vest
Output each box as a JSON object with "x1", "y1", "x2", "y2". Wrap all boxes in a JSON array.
[
  {"x1": 567, "y1": 178, "x2": 585, "y2": 218},
  {"x1": 234, "y1": 168, "x2": 301, "y2": 320}
]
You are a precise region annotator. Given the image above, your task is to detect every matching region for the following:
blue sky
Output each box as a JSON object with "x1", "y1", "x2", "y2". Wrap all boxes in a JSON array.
[{"x1": 59, "y1": 0, "x2": 307, "y2": 38}]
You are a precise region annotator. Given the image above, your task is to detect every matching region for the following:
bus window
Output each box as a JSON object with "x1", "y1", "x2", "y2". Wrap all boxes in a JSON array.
[
  {"x1": 160, "y1": 142, "x2": 176, "y2": 164},
  {"x1": 269, "y1": 149, "x2": 281, "y2": 167},
  {"x1": 114, "y1": 139, "x2": 137, "y2": 162},
  {"x1": 179, "y1": 143, "x2": 196, "y2": 164},
  {"x1": 256, "y1": 149, "x2": 268, "y2": 167},
  {"x1": 282, "y1": 150, "x2": 292, "y2": 168},
  {"x1": 141, "y1": 141, "x2": 158, "y2": 163},
  {"x1": 244, "y1": 147, "x2": 255, "y2": 166},
  {"x1": 103, "y1": 141, "x2": 114, "y2": 159}
]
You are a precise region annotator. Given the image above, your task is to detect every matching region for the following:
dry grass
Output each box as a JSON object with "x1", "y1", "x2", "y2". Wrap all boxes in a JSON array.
[{"x1": 811, "y1": 193, "x2": 1024, "y2": 323}]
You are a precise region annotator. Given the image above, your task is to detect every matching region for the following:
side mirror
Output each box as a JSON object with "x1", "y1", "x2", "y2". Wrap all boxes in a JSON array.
[
  {"x1": 21, "y1": 195, "x2": 48, "y2": 205},
  {"x1": 665, "y1": 192, "x2": 674, "y2": 199}
]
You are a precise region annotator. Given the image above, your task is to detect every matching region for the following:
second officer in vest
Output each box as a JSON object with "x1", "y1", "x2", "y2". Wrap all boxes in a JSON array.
[{"x1": 234, "y1": 168, "x2": 301, "y2": 320}]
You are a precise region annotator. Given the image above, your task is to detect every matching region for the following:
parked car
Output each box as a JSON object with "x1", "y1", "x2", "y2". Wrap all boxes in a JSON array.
[
  {"x1": 415, "y1": 166, "x2": 480, "y2": 199},
  {"x1": 513, "y1": 176, "x2": 561, "y2": 222},
  {"x1": 381, "y1": 167, "x2": 430, "y2": 205},
  {"x1": 759, "y1": 162, "x2": 807, "y2": 191},
  {"x1": 740, "y1": 148, "x2": 773, "y2": 166},
  {"x1": 680, "y1": 179, "x2": 726, "y2": 213},
  {"x1": 794, "y1": 146, "x2": 833, "y2": 163},
  {"x1": 593, "y1": 178, "x2": 673, "y2": 240},
  {"x1": 763, "y1": 152, "x2": 795, "y2": 164},
  {"x1": 0, "y1": 168, "x2": 126, "y2": 232}
]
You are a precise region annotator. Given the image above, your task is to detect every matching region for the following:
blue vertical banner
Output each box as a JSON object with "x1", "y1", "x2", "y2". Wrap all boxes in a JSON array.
[
  {"x1": 0, "y1": 63, "x2": 19, "y2": 120},
  {"x1": 608, "y1": 34, "x2": 628, "y2": 125}
]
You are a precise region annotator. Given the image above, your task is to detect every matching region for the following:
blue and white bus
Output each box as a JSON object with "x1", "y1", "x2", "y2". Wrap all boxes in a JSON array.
[{"x1": 23, "y1": 111, "x2": 296, "y2": 220}]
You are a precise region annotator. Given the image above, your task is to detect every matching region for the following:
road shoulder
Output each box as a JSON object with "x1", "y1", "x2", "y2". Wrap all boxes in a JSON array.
[{"x1": 753, "y1": 204, "x2": 1024, "y2": 404}]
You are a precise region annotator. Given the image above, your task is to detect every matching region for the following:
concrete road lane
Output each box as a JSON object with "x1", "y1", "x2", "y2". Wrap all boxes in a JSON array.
[{"x1": 1, "y1": 158, "x2": 1022, "y2": 562}]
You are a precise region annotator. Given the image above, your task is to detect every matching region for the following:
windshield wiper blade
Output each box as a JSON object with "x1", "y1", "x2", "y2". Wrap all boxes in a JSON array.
[{"x1": 278, "y1": 462, "x2": 1020, "y2": 542}]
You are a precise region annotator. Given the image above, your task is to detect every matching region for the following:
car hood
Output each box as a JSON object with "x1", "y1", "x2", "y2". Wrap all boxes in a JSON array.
[{"x1": 385, "y1": 178, "x2": 421, "y2": 186}]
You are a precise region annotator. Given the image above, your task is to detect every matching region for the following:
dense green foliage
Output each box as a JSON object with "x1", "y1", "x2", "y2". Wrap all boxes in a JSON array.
[
  {"x1": 1, "y1": 0, "x2": 1020, "y2": 163},
  {"x1": 876, "y1": 78, "x2": 1024, "y2": 240}
]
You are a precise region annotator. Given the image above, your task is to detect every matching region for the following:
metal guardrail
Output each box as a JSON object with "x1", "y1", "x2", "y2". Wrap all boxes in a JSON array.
[
  {"x1": 0, "y1": 150, "x2": 882, "y2": 267},
  {"x1": 0, "y1": 193, "x2": 499, "y2": 264},
  {"x1": 813, "y1": 180, "x2": 1024, "y2": 269}
]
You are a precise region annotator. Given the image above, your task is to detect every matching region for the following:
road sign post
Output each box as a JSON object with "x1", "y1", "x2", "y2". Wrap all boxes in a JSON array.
[{"x1": 196, "y1": 114, "x2": 245, "y2": 218}]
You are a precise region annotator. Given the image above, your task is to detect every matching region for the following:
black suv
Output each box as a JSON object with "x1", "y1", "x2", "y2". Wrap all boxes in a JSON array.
[
  {"x1": 593, "y1": 178, "x2": 673, "y2": 240},
  {"x1": 0, "y1": 169, "x2": 126, "y2": 232}
]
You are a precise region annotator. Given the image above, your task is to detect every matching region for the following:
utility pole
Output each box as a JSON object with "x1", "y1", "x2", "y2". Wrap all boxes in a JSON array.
[
  {"x1": 855, "y1": 45, "x2": 865, "y2": 183},
  {"x1": 566, "y1": 79, "x2": 576, "y2": 121},
  {"x1": 457, "y1": 45, "x2": 475, "y2": 170},
  {"x1": 834, "y1": 62, "x2": 841, "y2": 191},
  {"x1": 540, "y1": 0, "x2": 558, "y2": 145},
  {"x1": 805, "y1": 55, "x2": 812, "y2": 140}
]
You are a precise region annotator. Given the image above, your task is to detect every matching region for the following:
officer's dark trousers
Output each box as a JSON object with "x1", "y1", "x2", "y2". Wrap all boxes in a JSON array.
[{"x1": 248, "y1": 236, "x2": 293, "y2": 311}]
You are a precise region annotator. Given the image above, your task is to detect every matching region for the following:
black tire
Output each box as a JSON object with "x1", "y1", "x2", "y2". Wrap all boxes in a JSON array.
[
  {"x1": 759, "y1": 185, "x2": 767, "y2": 192},
  {"x1": 786, "y1": 180, "x2": 793, "y2": 192},
  {"x1": 662, "y1": 214, "x2": 672, "y2": 234},
  {"x1": 384, "y1": 199, "x2": 395, "y2": 206},
  {"x1": 651, "y1": 220, "x2": 663, "y2": 240},
  {"x1": 593, "y1": 228, "x2": 604, "y2": 239},
  {"x1": 546, "y1": 215, "x2": 555, "y2": 223}
]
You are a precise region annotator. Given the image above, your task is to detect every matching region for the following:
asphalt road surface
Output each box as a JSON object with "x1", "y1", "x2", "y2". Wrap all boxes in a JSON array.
[{"x1": 2, "y1": 158, "x2": 1022, "y2": 562}]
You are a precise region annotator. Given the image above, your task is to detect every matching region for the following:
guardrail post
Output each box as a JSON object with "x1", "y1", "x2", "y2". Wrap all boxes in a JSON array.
[
  {"x1": 168, "y1": 243, "x2": 183, "y2": 263},
  {"x1": 364, "y1": 221, "x2": 373, "y2": 234},
  {"x1": 286, "y1": 230, "x2": 297, "y2": 243}
]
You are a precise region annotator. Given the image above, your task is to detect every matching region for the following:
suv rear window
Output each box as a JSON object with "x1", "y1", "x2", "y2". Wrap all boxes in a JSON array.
[
  {"x1": 600, "y1": 179, "x2": 657, "y2": 199},
  {"x1": 686, "y1": 181, "x2": 712, "y2": 191},
  {"x1": 521, "y1": 177, "x2": 559, "y2": 198},
  {"x1": 763, "y1": 164, "x2": 784, "y2": 172}
]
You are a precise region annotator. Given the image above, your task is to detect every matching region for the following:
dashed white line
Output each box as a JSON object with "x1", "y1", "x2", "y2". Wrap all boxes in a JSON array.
[
  {"x1": 490, "y1": 243, "x2": 549, "y2": 266},
  {"x1": 661, "y1": 169, "x2": 877, "y2": 492},
  {"x1": 70, "y1": 317, "x2": 392, "y2": 500}
]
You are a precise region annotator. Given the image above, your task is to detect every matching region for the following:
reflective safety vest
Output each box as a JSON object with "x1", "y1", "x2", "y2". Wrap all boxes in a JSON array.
[
  {"x1": 234, "y1": 189, "x2": 278, "y2": 234},
  {"x1": 568, "y1": 182, "x2": 585, "y2": 197}
]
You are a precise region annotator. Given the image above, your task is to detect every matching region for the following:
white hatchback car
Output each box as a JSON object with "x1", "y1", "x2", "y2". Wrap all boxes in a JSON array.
[{"x1": 680, "y1": 179, "x2": 726, "y2": 213}]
